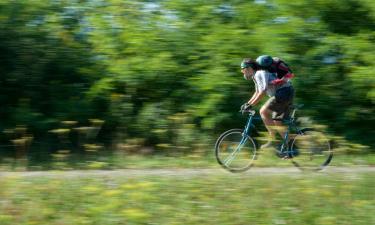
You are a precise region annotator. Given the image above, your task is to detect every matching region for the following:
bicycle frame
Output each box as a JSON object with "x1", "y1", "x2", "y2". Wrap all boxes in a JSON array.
[
  {"x1": 243, "y1": 113, "x2": 255, "y2": 136},
  {"x1": 278, "y1": 118, "x2": 298, "y2": 153},
  {"x1": 241, "y1": 108, "x2": 303, "y2": 154}
]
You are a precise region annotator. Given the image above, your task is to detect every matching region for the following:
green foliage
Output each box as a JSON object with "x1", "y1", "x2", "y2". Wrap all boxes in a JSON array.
[{"x1": 0, "y1": 0, "x2": 374, "y2": 159}]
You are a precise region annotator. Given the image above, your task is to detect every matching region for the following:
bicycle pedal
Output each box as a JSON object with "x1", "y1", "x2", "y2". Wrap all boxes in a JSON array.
[{"x1": 276, "y1": 151, "x2": 294, "y2": 159}]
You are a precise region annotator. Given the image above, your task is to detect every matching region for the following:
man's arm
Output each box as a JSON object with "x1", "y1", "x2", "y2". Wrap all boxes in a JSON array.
[
  {"x1": 249, "y1": 71, "x2": 267, "y2": 106},
  {"x1": 249, "y1": 90, "x2": 266, "y2": 106},
  {"x1": 248, "y1": 90, "x2": 258, "y2": 104}
]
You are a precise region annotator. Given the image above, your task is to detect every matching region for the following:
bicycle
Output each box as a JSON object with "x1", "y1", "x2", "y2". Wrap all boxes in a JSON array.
[{"x1": 214, "y1": 104, "x2": 333, "y2": 172}]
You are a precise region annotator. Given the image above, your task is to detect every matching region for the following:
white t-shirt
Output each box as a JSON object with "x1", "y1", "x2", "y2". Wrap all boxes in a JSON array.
[{"x1": 253, "y1": 70, "x2": 277, "y2": 97}]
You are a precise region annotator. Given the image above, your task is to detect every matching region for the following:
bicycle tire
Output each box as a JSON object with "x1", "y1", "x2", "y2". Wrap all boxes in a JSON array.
[
  {"x1": 290, "y1": 128, "x2": 333, "y2": 171},
  {"x1": 215, "y1": 129, "x2": 257, "y2": 172}
]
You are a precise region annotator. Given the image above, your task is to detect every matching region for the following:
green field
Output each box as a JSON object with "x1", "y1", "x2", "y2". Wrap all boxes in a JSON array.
[
  {"x1": 1, "y1": 150, "x2": 375, "y2": 171},
  {"x1": 0, "y1": 170, "x2": 374, "y2": 225}
]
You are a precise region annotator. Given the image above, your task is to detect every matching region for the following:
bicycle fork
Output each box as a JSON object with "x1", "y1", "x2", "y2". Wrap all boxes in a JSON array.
[
  {"x1": 223, "y1": 116, "x2": 253, "y2": 166},
  {"x1": 223, "y1": 135, "x2": 248, "y2": 166}
]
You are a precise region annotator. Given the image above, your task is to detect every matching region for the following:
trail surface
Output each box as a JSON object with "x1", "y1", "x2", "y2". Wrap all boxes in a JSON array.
[{"x1": 0, "y1": 167, "x2": 374, "y2": 178}]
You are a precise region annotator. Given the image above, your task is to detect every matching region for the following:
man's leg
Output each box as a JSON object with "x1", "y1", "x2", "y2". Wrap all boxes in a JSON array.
[
  {"x1": 273, "y1": 120, "x2": 288, "y2": 140},
  {"x1": 259, "y1": 104, "x2": 277, "y2": 149},
  {"x1": 272, "y1": 86, "x2": 295, "y2": 141}
]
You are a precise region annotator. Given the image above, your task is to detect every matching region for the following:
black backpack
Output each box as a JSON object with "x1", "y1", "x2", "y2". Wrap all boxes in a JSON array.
[{"x1": 268, "y1": 57, "x2": 293, "y2": 79}]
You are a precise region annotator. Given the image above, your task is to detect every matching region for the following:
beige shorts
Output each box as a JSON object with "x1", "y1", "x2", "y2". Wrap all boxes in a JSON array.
[{"x1": 264, "y1": 86, "x2": 294, "y2": 120}]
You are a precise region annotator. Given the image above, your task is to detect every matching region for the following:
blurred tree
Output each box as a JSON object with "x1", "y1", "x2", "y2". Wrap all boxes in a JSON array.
[
  {"x1": 0, "y1": 0, "x2": 373, "y2": 158},
  {"x1": 0, "y1": 0, "x2": 100, "y2": 137}
]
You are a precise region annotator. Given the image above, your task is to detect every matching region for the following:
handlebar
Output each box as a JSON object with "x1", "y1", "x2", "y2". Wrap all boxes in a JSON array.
[{"x1": 239, "y1": 109, "x2": 256, "y2": 116}]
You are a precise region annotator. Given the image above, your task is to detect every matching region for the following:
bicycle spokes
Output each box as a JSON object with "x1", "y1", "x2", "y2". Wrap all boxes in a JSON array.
[
  {"x1": 223, "y1": 139, "x2": 247, "y2": 166},
  {"x1": 215, "y1": 129, "x2": 257, "y2": 172},
  {"x1": 290, "y1": 129, "x2": 332, "y2": 170}
]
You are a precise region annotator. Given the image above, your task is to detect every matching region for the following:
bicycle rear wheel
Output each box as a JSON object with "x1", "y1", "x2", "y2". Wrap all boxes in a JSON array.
[
  {"x1": 215, "y1": 129, "x2": 257, "y2": 172},
  {"x1": 290, "y1": 128, "x2": 333, "y2": 171}
]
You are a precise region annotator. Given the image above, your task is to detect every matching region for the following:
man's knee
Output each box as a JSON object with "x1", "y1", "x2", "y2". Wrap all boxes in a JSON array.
[{"x1": 260, "y1": 106, "x2": 271, "y2": 118}]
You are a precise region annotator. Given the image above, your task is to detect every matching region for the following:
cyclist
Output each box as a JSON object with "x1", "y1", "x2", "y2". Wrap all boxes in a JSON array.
[{"x1": 240, "y1": 57, "x2": 294, "y2": 149}]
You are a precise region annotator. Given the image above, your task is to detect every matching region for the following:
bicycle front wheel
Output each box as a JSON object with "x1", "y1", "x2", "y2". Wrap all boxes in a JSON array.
[
  {"x1": 215, "y1": 129, "x2": 257, "y2": 172},
  {"x1": 290, "y1": 128, "x2": 333, "y2": 171}
]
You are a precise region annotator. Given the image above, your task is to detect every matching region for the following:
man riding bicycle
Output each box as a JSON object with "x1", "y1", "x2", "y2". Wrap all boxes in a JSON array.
[{"x1": 240, "y1": 56, "x2": 294, "y2": 149}]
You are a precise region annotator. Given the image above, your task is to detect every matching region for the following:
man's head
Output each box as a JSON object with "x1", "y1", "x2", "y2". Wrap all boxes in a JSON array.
[{"x1": 241, "y1": 58, "x2": 257, "y2": 80}]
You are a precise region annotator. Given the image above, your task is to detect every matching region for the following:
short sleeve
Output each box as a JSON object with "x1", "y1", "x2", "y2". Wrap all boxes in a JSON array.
[{"x1": 254, "y1": 71, "x2": 268, "y2": 92}]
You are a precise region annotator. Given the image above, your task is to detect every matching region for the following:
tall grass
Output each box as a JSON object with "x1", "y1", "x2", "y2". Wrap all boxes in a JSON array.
[{"x1": 0, "y1": 172, "x2": 373, "y2": 225}]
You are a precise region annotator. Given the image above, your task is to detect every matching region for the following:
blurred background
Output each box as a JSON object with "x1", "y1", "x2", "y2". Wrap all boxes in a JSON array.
[{"x1": 0, "y1": 0, "x2": 374, "y2": 169}]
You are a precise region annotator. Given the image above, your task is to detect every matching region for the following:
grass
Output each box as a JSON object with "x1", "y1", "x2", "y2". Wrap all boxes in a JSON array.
[
  {"x1": 0, "y1": 150, "x2": 374, "y2": 171},
  {"x1": 0, "y1": 171, "x2": 374, "y2": 225}
]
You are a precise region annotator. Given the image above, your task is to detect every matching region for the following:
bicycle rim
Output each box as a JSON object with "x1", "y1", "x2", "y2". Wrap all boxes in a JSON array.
[
  {"x1": 290, "y1": 129, "x2": 333, "y2": 170},
  {"x1": 215, "y1": 129, "x2": 257, "y2": 172}
]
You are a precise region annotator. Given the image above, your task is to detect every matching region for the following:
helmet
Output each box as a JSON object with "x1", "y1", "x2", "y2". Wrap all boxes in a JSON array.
[
  {"x1": 256, "y1": 55, "x2": 273, "y2": 67},
  {"x1": 241, "y1": 58, "x2": 257, "y2": 69}
]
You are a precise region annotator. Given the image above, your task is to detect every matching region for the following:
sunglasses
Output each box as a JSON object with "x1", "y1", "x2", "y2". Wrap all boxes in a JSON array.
[{"x1": 241, "y1": 62, "x2": 254, "y2": 69}]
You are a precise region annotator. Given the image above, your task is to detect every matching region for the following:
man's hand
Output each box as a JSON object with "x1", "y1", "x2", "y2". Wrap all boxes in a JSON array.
[
  {"x1": 271, "y1": 79, "x2": 285, "y2": 85},
  {"x1": 271, "y1": 73, "x2": 294, "y2": 85},
  {"x1": 240, "y1": 103, "x2": 252, "y2": 112},
  {"x1": 284, "y1": 73, "x2": 294, "y2": 79}
]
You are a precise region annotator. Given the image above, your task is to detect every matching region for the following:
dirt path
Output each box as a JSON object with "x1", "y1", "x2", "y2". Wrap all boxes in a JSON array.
[{"x1": 0, "y1": 167, "x2": 374, "y2": 178}]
